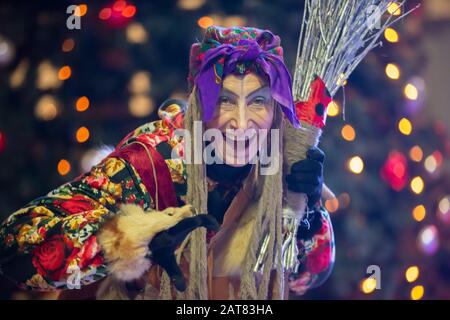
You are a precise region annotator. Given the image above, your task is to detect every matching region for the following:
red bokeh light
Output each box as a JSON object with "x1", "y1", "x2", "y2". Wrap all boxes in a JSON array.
[{"x1": 380, "y1": 150, "x2": 409, "y2": 191}]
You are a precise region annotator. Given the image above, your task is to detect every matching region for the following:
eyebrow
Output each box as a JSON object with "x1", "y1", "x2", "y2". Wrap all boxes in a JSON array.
[{"x1": 220, "y1": 86, "x2": 270, "y2": 99}]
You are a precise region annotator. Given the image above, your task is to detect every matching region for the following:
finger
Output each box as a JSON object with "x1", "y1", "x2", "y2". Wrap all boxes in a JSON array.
[
  {"x1": 307, "y1": 147, "x2": 325, "y2": 163},
  {"x1": 290, "y1": 161, "x2": 322, "y2": 174},
  {"x1": 286, "y1": 172, "x2": 321, "y2": 186},
  {"x1": 162, "y1": 253, "x2": 186, "y2": 292}
]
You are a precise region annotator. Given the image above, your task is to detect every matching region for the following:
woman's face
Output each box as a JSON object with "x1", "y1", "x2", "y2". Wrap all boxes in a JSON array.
[{"x1": 205, "y1": 72, "x2": 274, "y2": 166}]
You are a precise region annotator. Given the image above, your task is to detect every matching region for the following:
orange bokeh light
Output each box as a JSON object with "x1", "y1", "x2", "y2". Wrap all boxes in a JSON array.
[{"x1": 58, "y1": 66, "x2": 72, "y2": 80}]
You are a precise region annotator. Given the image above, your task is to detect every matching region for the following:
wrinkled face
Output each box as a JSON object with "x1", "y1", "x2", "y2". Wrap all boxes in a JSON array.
[{"x1": 205, "y1": 72, "x2": 274, "y2": 166}]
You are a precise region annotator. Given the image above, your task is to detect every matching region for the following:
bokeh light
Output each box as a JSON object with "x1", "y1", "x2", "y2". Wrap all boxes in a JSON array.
[
  {"x1": 129, "y1": 95, "x2": 154, "y2": 117},
  {"x1": 325, "y1": 197, "x2": 339, "y2": 213},
  {"x1": 198, "y1": 16, "x2": 214, "y2": 29},
  {"x1": 412, "y1": 205, "x2": 426, "y2": 222},
  {"x1": 76, "y1": 96, "x2": 90, "y2": 112},
  {"x1": 437, "y1": 196, "x2": 450, "y2": 225},
  {"x1": 126, "y1": 23, "x2": 148, "y2": 44},
  {"x1": 327, "y1": 101, "x2": 340, "y2": 117},
  {"x1": 404, "y1": 83, "x2": 418, "y2": 100},
  {"x1": 387, "y1": 2, "x2": 402, "y2": 16},
  {"x1": 177, "y1": 0, "x2": 206, "y2": 10},
  {"x1": 384, "y1": 27, "x2": 399, "y2": 43},
  {"x1": 398, "y1": 118, "x2": 412, "y2": 135},
  {"x1": 409, "y1": 145, "x2": 423, "y2": 162},
  {"x1": 424, "y1": 154, "x2": 437, "y2": 173},
  {"x1": 58, "y1": 66, "x2": 72, "y2": 80},
  {"x1": 405, "y1": 266, "x2": 419, "y2": 283},
  {"x1": 62, "y1": 38, "x2": 75, "y2": 52},
  {"x1": 348, "y1": 156, "x2": 364, "y2": 174},
  {"x1": 76, "y1": 126, "x2": 90, "y2": 143},
  {"x1": 410, "y1": 285, "x2": 424, "y2": 300},
  {"x1": 341, "y1": 124, "x2": 356, "y2": 141},
  {"x1": 35, "y1": 95, "x2": 59, "y2": 121},
  {"x1": 410, "y1": 176, "x2": 424, "y2": 194},
  {"x1": 361, "y1": 278, "x2": 376, "y2": 294},
  {"x1": 74, "y1": 4, "x2": 88, "y2": 17},
  {"x1": 57, "y1": 159, "x2": 71, "y2": 176},
  {"x1": 385, "y1": 63, "x2": 400, "y2": 80},
  {"x1": 417, "y1": 225, "x2": 439, "y2": 256}
]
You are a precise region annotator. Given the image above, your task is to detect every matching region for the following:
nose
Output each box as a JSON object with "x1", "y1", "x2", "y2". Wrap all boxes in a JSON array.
[{"x1": 230, "y1": 100, "x2": 249, "y2": 130}]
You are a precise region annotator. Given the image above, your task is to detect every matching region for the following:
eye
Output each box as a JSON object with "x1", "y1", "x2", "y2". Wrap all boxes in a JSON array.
[
  {"x1": 249, "y1": 96, "x2": 268, "y2": 108},
  {"x1": 218, "y1": 96, "x2": 235, "y2": 109}
]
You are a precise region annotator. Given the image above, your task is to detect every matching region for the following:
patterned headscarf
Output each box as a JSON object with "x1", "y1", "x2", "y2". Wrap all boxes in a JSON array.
[{"x1": 188, "y1": 26, "x2": 300, "y2": 128}]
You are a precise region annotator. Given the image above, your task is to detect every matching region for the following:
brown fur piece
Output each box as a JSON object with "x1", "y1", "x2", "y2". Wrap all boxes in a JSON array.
[{"x1": 97, "y1": 204, "x2": 195, "y2": 282}]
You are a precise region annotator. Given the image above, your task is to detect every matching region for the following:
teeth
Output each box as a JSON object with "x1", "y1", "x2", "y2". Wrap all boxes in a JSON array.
[{"x1": 223, "y1": 132, "x2": 254, "y2": 142}]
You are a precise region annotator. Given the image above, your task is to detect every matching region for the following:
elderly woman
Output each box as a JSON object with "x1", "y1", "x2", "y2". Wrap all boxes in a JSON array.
[{"x1": 0, "y1": 26, "x2": 334, "y2": 300}]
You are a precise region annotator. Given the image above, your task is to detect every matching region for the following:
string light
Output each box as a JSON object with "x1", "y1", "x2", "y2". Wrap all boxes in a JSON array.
[
  {"x1": 410, "y1": 176, "x2": 424, "y2": 194},
  {"x1": 122, "y1": 5, "x2": 136, "y2": 18},
  {"x1": 76, "y1": 126, "x2": 90, "y2": 143},
  {"x1": 438, "y1": 197, "x2": 449, "y2": 215},
  {"x1": 76, "y1": 96, "x2": 90, "y2": 112},
  {"x1": 36, "y1": 60, "x2": 61, "y2": 90},
  {"x1": 424, "y1": 154, "x2": 437, "y2": 173},
  {"x1": 398, "y1": 118, "x2": 412, "y2": 135},
  {"x1": 129, "y1": 71, "x2": 151, "y2": 94},
  {"x1": 62, "y1": 38, "x2": 75, "y2": 52},
  {"x1": 410, "y1": 285, "x2": 424, "y2": 300},
  {"x1": 74, "y1": 4, "x2": 88, "y2": 17},
  {"x1": 384, "y1": 27, "x2": 399, "y2": 43},
  {"x1": 405, "y1": 266, "x2": 420, "y2": 283},
  {"x1": 177, "y1": 0, "x2": 206, "y2": 10},
  {"x1": 198, "y1": 16, "x2": 214, "y2": 29},
  {"x1": 404, "y1": 83, "x2": 418, "y2": 100},
  {"x1": 129, "y1": 95, "x2": 154, "y2": 117},
  {"x1": 341, "y1": 124, "x2": 356, "y2": 141},
  {"x1": 387, "y1": 2, "x2": 402, "y2": 16},
  {"x1": 437, "y1": 196, "x2": 450, "y2": 225},
  {"x1": 10, "y1": 59, "x2": 29, "y2": 89},
  {"x1": 385, "y1": 63, "x2": 400, "y2": 80},
  {"x1": 327, "y1": 101, "x2": 340, "y2": 117},
  {"x1": 99, "y1": 8, "x2": 112, "y2": 20},
  {"x1": 58, "y1": 66, "x2": 72, "y2": 80},
  {"x1": 126, "y1": 23, "x2": 148, "y2": 44},
  {"x1": 412, "y1": 205, "x2": 426, "y2": 222},
  {"x1": 35, "y1": 95, "x2": 59, "y2": 121},
  {"x1": 417, "y1": 225, "x2": 439, "y2": 256},
  {"x1": 57, "y1": 159, "x2": 71, "y2": 176},
  {"x1": 325, "y1": 197, "x2": 339, "y2": 213},
  {"x1": 113, "y1": 0, "x2": 127, "y2": 12},
  {"x1": 361, "y1": 278, "x2": 376, "y2": 294},
  {"x1": 409, "y1": 145, "x2": 423, "y2": 162},
  {"x1": 348, "y1": 156, "x2": 364, "y2": 174}
]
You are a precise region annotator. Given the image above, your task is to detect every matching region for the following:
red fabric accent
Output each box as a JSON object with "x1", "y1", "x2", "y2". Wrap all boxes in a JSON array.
[
  {"x1": 295, "y1": 76, "x2": 332, "y2": 129},
  {"x1": 110, "y1": 142, "x2": 178, "y2": 210}
]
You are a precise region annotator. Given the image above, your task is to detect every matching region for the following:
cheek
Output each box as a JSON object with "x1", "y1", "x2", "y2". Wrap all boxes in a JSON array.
[
  {"x1": 250, "y1": 107, "x2": 274, "y2": 129},
  {"x1": 206, "y1": 111, "x2": 231, "y2": 129}
]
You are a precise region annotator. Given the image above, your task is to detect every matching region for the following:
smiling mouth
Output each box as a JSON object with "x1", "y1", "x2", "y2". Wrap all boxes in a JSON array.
[{"x1": 222, "y1": 132, "x2": 251, "y2": 149}]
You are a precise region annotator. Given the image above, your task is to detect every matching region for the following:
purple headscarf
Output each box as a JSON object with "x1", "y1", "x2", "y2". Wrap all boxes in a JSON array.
[{"x1": 188, "y1": 26, "x2": 300, "y2": 128}]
